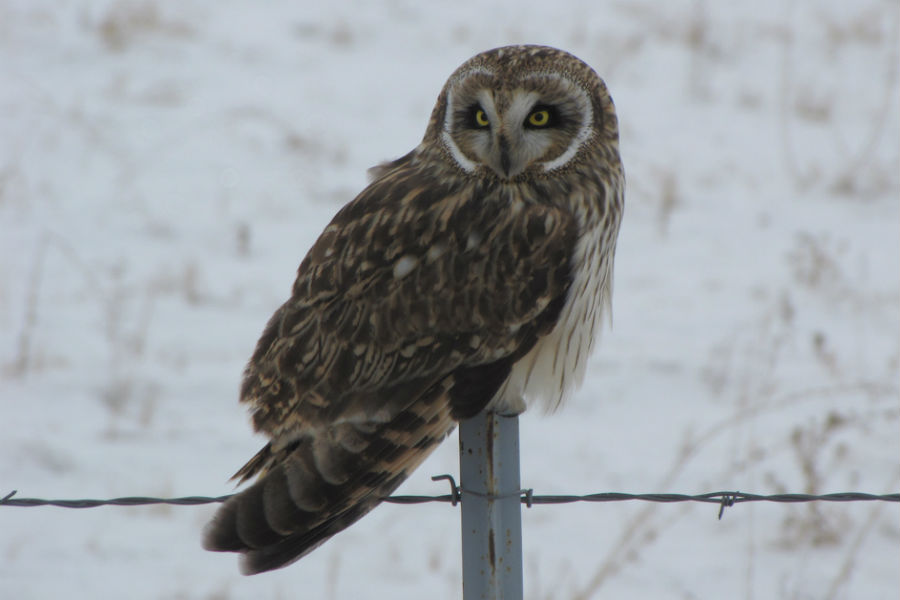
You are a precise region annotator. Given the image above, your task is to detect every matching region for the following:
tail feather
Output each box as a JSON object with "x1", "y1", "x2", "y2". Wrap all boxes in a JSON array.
[
  {"x1": 239, "y1": 500, "x2": 374, "y2": 574},
  {"x1": 260, "y1": 466, "x2": 312, "y2": 534},
  {"x1": 203, "y1": 384, "x2": 455, "y2": 574},
  {"x1": 235, "y1": 482, "x2": 284, "y2": 549}
]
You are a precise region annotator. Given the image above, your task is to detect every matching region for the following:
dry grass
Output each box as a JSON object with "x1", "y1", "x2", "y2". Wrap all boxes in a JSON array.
[
  {"x1": 92, "y1": 1, "x2": 193, "y2": 51},
  {"x1": 778, "y1": 2, "x2": 899, "y2": 198}
]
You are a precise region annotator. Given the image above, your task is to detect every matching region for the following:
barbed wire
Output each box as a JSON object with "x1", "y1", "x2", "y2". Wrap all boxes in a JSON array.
[{"x1": 3, "y1": 477, "x2": 897, "y2": 520}]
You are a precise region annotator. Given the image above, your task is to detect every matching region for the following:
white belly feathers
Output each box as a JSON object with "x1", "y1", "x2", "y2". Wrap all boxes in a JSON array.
[{"x1": 491, "y1": 221, "x2": 614, "y2": 414}]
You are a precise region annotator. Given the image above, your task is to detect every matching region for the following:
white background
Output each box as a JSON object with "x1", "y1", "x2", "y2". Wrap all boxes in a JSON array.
[{"x1": 1, "y1": 0, "x2": 898, "y2": 598}]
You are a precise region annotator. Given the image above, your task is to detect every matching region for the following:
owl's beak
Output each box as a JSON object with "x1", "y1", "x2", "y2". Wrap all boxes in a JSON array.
[
  {"x1": 498, "y1": 134, "x2": 511, "y2": 177},
  {"x1": 488, "y1": 131, "x2": 525, "y2": 180}
]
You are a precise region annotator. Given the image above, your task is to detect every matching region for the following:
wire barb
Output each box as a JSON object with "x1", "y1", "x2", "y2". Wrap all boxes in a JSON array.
[
  {"x1": 430, "y1": 474, "x2": 461, "y2": 506},
  {"x1": 718, "y1": 493, "x2": 737, "y2": 520},
  {"x1": 523, "y1": 488, "x2": 534, "y2": 508}
]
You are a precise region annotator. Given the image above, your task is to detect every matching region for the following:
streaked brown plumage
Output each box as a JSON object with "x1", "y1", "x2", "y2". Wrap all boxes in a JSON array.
[{"x1": 203, "y1": 45, "x2": 624, "y2": 575}]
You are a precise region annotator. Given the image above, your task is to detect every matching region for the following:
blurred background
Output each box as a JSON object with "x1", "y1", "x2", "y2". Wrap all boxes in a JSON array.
[{"x1": 1, "y1": 1, "x2": 897, "y2": 598}]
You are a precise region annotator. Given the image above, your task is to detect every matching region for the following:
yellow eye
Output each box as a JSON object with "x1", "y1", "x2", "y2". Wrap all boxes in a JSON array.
[
  {"x1": 474, "y1": 109, "x2": 490, "y2": 128},
  {"x1": 527, "y1": 109, "x2": 551, "y2": 127}
]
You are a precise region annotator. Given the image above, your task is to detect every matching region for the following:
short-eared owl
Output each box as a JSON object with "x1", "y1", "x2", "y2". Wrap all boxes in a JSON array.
[{"x1": 203, "y1": 45, "x2": 624, "y2": 574}]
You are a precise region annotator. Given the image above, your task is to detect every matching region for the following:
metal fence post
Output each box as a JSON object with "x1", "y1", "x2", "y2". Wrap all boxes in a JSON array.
[{"x1": 459, "y1": 411, "x2": 523, "y2": 600}]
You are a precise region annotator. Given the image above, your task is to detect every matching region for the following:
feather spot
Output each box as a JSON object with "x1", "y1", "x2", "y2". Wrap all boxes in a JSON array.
[
  {"x1": 426, "y1": 242, "x2": 447, "y2": 261},
  {"x1": 544, "y1": 213, "x2": 556, "y2": 233},
  {"x1": 393, "y1": 255, "x2": 418, "y2": 279},
  {"x1": 465, "y1": 232, "x2": 482, "y2": 251}
]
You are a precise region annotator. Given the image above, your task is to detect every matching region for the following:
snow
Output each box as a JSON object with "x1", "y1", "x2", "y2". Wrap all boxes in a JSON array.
[{"x1": 1, "y1": 0, "x2": 898, "y2": 598}]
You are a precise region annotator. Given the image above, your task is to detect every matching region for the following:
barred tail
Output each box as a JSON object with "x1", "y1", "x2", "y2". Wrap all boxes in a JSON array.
[{"x1": 202, "y1": 394, "x2": 455, "y2": 574}]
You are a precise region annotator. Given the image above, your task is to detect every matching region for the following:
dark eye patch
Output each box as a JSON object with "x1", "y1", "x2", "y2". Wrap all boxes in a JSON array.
[
  {"x1": 524, "y1": 104, "x2": 562, "y2": 129},
  {"x1": 467, "y1": 104, "x2": 490, "y2": 129}
]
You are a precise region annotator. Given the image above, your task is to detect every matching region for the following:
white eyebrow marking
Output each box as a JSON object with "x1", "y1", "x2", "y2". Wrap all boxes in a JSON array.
[{"x1": 507, "y1": 91, "x2": 540, "y2": 125}]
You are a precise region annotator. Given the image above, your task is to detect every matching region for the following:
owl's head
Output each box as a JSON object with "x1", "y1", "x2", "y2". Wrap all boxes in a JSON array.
[{"x1": 424, "y1": 45, "x2": 619, "y2": 181}]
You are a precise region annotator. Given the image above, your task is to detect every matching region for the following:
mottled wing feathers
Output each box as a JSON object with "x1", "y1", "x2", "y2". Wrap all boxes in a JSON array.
[
  {"x1": 243, "y1": 162, "x2": 577, "y2": 439},
  {"x1": 203, "y1": 158, "x2": 577, "y2": 572}
]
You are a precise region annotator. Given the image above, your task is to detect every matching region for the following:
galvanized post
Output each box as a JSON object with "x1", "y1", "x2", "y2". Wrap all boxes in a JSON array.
[{"x1": 459, "y1": 411, "x2": 523, "y2": 600}]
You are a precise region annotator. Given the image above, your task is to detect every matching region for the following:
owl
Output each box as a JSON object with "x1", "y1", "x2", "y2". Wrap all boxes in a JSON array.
[{"x1": 203, "y1": 45, "x2": 624, "y2": 574}]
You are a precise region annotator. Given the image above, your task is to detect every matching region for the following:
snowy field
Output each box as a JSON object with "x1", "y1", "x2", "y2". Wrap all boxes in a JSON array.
[{"x1": 1, "y1": 1, "x2": 898, "y2": 598}]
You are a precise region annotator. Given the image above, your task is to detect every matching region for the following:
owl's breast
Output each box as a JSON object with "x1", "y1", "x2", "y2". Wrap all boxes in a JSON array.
[{"x1": 491, "y1": 217, "x2": 616, "y2": 414}]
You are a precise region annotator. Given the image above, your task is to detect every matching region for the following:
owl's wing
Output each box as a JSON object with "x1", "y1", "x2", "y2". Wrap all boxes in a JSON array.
[{"x1": 203, "y1": 165, "x2": 577, "y2": 574}]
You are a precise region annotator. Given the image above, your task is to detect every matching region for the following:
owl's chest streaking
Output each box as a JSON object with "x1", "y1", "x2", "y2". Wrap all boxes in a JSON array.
[{"x1": 492, "y1": 213, "x2": 617, "y2": 415}]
